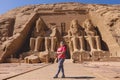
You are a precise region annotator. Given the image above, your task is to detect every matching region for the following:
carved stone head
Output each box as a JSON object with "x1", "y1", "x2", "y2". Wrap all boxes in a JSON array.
[
  {"x1": 70, "y1": 19, "x2": 79, "y2": 35},
  {"x1": 84, "y1": 19, "x2": 94, "y2": 31},
  {"x1": 70, "y1": 19, "x2": 79, "y2": 29},
  {"x1": 50, "y1": 25, "x2": 60, "y2": 37},
  {"x1": 68, "y1": 19, "x2": 83, "y2": 36},
  {"x1": 84, "y1": 19, "x2": 97, "y2": 36}
]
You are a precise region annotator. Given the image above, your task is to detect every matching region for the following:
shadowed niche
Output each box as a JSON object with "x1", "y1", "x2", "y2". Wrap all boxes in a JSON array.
[{"x1": 95, "y1": 26, "x2": 109, "y2": 51}]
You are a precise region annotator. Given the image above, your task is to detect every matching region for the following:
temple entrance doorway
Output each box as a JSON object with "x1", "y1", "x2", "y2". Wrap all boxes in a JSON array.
[{"x1": 65, "y1": 45, "x2": 71, "y2": 59}]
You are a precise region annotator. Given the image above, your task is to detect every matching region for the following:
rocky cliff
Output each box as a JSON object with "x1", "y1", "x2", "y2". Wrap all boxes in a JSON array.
[{"x1": 0, "y1": 2, "x2": 120, "y2": 62}]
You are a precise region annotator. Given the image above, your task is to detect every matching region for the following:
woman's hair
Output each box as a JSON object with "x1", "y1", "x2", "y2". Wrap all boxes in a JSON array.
[
  {"x1": 60, "y1": 41, "x2": 67, "y2": 48},
  {"x1": 60, "y1": 41, "x2": 65, "y2": 45}
]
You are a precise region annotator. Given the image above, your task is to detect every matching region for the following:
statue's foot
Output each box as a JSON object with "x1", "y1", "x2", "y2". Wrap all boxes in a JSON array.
[
  {"x1": 91, "y1": 49, "x2": 97, "y2": 52},
  {"x1": 97, "y1": 49, "x2": 102, "y2": 51},
  {"x1": 74, "y1": 49, "x2": 79, "y2": 52},
  {"x1": 80, "y1": 49, "x2": 85, "y2": 52},
  {"x1": 50, "y1": 50, "x2": 54, "y2": 52},
  {"x1": 45, "y1": 50, "x2": 49, "y2": 52}
]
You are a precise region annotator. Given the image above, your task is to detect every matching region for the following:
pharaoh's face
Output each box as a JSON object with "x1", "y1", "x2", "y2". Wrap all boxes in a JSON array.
[
  {"x1": 86, "y1": 21, "x2": 93, "y2": 30},
  {"x1": 71, "y1": 20, "x2": 79, "y2": 33},
  {"x1": 72, "y1": 20, "x2": 78, "y2": 28}
]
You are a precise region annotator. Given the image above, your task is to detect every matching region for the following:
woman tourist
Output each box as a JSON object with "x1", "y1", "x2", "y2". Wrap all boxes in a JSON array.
[{"x1": 53, "y1": 41, "x2": 66, "y2": 78}]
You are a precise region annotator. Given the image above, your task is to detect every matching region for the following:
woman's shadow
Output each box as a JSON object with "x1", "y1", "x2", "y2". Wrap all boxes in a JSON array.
[{"x1": 65, "y1": 76, "x2": 95, "y2": 79}]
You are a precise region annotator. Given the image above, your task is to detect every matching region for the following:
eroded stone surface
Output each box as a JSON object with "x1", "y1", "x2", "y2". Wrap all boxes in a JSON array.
[{"x1": 0, "y1": 2, "x2": 120, "y2": 62}]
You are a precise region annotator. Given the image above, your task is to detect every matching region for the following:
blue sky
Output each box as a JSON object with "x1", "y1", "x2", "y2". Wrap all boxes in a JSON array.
[{"x1": 0, "y1": 0, "x2": 120, "y2": 14}]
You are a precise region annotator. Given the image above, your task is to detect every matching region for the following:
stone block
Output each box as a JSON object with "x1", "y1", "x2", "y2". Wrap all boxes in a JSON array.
[{"x1": 24, "y1": 55, "x2": 40, "y2": 63}]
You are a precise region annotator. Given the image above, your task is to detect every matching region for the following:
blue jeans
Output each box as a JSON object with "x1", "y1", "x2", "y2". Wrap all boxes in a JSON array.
[{"x1": 55, "y1": 58, "x2": 65, "y2": 76}]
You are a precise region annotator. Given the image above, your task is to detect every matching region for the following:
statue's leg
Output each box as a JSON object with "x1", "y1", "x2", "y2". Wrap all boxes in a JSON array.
[
  {"x1": 45, "y1": 37, "x2": 51, "y2": 52},
  {"x1": 72, "y1": 37, "x2": 79, "y2": 52},
  {"x1": 51, "y1": 37, "x2": 57, "y2": 52},
  {"x1": 30, "y1": 38, "x2": 35, "y2": 51},
  {"x1": 36, "y1": 18, "x2": 41, "y2": 33},
  {"x1": 95, "y1": 36, "x2": 101, "y2": 51},
  {"x1": 36, "y1": 25, "x2": 39, "y2": 33},
  {"x1": 79, "y1": 36, "x2": 85, "y2": 51},
  {"x1": 69, "y1": 39, "x2": 73, "y2": 59},
  {"x1": 34, "y1": 37, "x2": 43, "y2": 52},
  {"x1": 88, "y1": 37, "x2": 96, "y2": 51}
]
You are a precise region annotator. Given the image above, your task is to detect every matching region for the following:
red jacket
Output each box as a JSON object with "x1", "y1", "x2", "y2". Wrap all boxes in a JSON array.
[{"x1": 57, "y1": 46, "x2": 66, "y2": 59}]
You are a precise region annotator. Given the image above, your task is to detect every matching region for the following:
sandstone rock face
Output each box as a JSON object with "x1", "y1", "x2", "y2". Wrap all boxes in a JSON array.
[
  {"x1": 89, "y1": 4, "x2": 120, "y2": 57},
  {"x1": 0, "y1": 18, "x2": 15, "y2": 43},
  {"x1": 0, "y1": 2, "x2": 120, "y2": 62}
]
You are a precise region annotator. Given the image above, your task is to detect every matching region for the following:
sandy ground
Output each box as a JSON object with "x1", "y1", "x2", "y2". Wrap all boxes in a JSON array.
[
  {"x1": 0, "y1": 63, "x2": 50, "y2": 80},
  {"x1": 0, "y1": 61, "x2": 120, "y2": 80}
]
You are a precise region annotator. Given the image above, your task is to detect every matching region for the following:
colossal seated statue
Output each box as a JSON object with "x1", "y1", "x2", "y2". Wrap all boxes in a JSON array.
[
  {"x1": 83, "y1": 19, "x2": 101, "y2": 51},
  {"x1": 30, "y1": 18, "x2": 60, "y2": 53},
  {"x1": 30, "y1": 18, "x2": 47, "y2": 52},
  {"x1": 68, "y1": 19, "x2": 85, "y2": 56},
  {"x1": 50, "y1": 25, "x2": 60, "y2": 52},
  {"x1": 27, "y1": 18, "x2": 61, "y2": 63}
]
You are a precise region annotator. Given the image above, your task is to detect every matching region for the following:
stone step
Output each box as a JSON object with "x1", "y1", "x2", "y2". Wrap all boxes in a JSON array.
[
  {"x1": 72, "y1": 51, "x2": 110, "y2": 62},
  {"x1": 100, "y1": 57, "x2": 120, "y2": 61},
  {"x1": 64, "y1": 59, "x2": 73, "y2": 63}
]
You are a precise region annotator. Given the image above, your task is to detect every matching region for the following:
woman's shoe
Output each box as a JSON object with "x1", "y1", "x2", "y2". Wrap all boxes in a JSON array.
[
  {"x1": 53, "y1": 75, "x2": 58, "y2": 78},
  {"x1": 61, "y1": 75, "x2": 65, "y2": 78}
]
